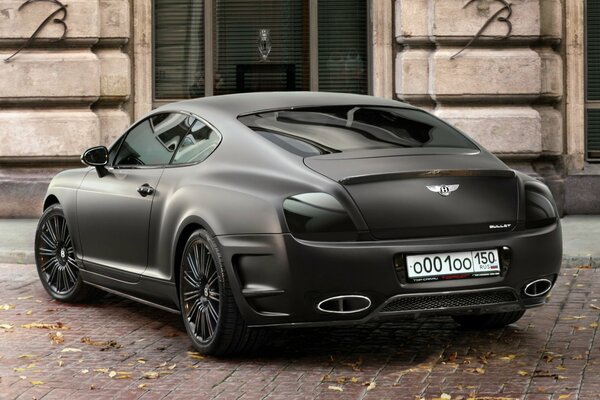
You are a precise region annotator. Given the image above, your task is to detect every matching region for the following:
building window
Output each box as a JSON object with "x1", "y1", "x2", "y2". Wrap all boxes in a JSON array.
[
  {"x1": 153, "y1": 0, "x2": 368, "y2": 104},
  {"x1": 587, "y1": 0, "x2": 600, "y2": 161}
]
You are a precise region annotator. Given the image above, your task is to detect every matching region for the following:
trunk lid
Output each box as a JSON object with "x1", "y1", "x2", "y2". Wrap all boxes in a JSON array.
[{"x1": 305, "y1": 150, "x2": 520, "y2": 239}]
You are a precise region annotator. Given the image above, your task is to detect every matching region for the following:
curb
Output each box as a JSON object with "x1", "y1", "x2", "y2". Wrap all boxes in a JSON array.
[
  {"x1": 562, "y1": 256, "x2": 600, "y2": 268},
  {"x1": 0, "y1": 251, "x2": 34, "y2": 265}
]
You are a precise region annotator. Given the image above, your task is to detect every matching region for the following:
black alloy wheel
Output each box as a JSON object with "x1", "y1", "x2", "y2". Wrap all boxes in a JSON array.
[
  {"x1": 181, "y1": 235, "x2": 221, "y2": 343},
  {"x1": 179, "y1": 229, "x2": 264, "y2": 355},
  {"x1": 35, "y1": 204, "x2": 101, "y2": 302}
]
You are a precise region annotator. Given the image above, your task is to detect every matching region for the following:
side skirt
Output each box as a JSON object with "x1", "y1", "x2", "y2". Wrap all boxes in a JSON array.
[{"x1": 80, "y1": 269, "x2": 180, "y2": 314}]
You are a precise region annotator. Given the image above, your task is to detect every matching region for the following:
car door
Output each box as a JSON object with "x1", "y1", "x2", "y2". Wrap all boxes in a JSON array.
[{"x1": 77, "y1": 113, "x2": 192, "y2": 282}]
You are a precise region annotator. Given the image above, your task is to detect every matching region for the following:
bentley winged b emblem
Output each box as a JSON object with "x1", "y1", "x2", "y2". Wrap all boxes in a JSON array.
[{"x1": 426, "y1": 184, "x2": 460, "y2": 197}]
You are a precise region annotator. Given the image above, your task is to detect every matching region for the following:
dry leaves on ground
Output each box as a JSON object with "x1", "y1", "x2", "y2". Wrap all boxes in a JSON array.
[
  {"x1": 143, "y1": 371, "x2": 160, "y2": 379},
  {"x1": 49, "y1": 331, "x2": 64, "y2": 344},
  {"x1": 187, "y1": 351, "x2": 205, "y2": 360},
  {"x1": 81, "y1": 337, "x2": 121, "y2": 349},
  {"x1": 21, "y1": 322, "x2": 69, "y2": 330}
]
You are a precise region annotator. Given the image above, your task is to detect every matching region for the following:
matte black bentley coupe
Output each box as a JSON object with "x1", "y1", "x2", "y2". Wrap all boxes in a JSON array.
[{"x1": 35, "y1": 92, "x2": 562, "y2": 355}]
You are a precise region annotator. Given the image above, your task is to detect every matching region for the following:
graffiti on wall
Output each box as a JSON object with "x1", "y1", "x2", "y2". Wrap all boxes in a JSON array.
[
  {"x1": 4, "y1": 0, "x2": 68, "y2": 62},
  {"x1": 451, "y1": 0, "x2": 513, "y2": 60}
]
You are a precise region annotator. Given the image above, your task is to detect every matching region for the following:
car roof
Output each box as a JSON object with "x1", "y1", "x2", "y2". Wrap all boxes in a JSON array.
[{"x1": 155, "y1": 92, "x2": 416, "y2": 122}]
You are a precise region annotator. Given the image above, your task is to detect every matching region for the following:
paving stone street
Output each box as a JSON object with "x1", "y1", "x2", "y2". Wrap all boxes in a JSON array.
[{"x1": 0, "y1": 263, "x2": 599, "y2": 400}]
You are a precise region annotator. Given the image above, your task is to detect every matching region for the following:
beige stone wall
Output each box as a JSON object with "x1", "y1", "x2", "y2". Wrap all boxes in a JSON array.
[
  {"x1": 395, "y1": 0, "x2": 563, "y2": 158},
  {"x1": 0, "y1": 0, "x2": 131, "y2": 216}
]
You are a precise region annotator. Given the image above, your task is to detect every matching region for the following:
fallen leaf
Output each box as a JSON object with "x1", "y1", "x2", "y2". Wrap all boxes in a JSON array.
[
  {"x1": 465, "y1": 367, "x2": 485, "y2": 374},
  {"x1": 81, "y1": 337, "x2": 121, "y2": 349},
  {"x1": 590, "y1": 304, "x2": 600, "y2": 310},
  {"x1": 90, "y1": 384, "x2": 95, "y2": 390},
  {"x1": 574, "y1": 326, "x2": 587, "y2": 331},
  {"x1": 115, "y1": 372, "x2": 132, "y2": 379},
  {"x1": 328, "y1": 385, "x2": 343, "y2": 392},
  {"x1": 26, "y1": 310, "x2": 33, "y2": 315},
  {"x1": 365, "y1": 381, "x2": 376, "y2": 391},
  {"x1": 138, "y1": 383, "x2": 147, "y2": 390},
  {"x1": 19, "y1": 376, "x2": 27, "y2": 380},
  {"x1": 590, "y1": 322, "x2": 599, "y2": 328},
  {"x1": 157, "y1": 362, "x2": 167, "y2": 367},
  {"x1": 517, "y1": 370, "x2": 529, "y2": 376},
  {"x1": 21, "y1": 322, "x2": 69, "y2": 330},
  {"x1": 30, "y1": 381, "x2": 44, "y2": 386},
  {"x1": 108, "y1": 371, "x2": 117, "y2": 378},
  {"x1": 94, "y1": 368, "x2": 109, "y2": 373},
  {"x1": 17, "y1": 295, "x2": 33, "y2": 300},
  {"x1": 187, "y1": 351, "x2": 205, "y2": 360},
  {"x1": 500, "y1": 354, "x2": 517, "y2": 361},
  {"x1": 572, "y1": 315, "x2": 587, "y2": 319},
  {"x1": 351, "y1": 377, "x2": 359, "y2": 383},
  {"x1": 49, "y1": 332, "x2": 64, "y2": 345},
  {"x1": 577, "y1": 265, "x2": 593, "y2": 269},
  {"x1": 0, "y1": 324, "x2": 13, "y2": 330},
  {"x1": 143, "y1": 371, "x2": 159, "y2": 379},
  {"x1": 533, "y1": 370, "x2": 567, "y2": 380},
  {"x1": 571, "y1": 354, "x2": 584, "y2": 360},
  {"x1": 556, "y1": 365, "x2": 566, "y2": 371},
  {"x1": 167, "y1": 363, "x2": 176, "y2": 370},
  {"x1": 137, "y1": 358, "x2": 146, "y2": 364},
  {"x1": 1, "y1": 304, "x2": 15, "y2": 310},
  {"x1": 81, "y1": 369, "x2": 89, "y2": 374},
  {"x1": 341, "y1": 357, "x2": 363, "y2": 371},
  {"x1": 13, "y1": 367, "x2": 26, "y2": 372},
  {"x1": 61, "y1": 348, "x2": 82, "y2": 353},
  {"x1": 440, "y1": 394, "x2": 452, "y2": 400},
  {"x1": 18, "y1": 354, "x2": 36, "y2": 359},
  {"x1": 445, "y1": 351, "x2": 458, "y2": 363},
  {"x1": 57, "y1": 360, "x2": 64, "y2": 367},
  {"x1": 559, "y1": 395, "x2": 571, "y2": 399},
  {"x1": 542, "y1": 352, "x2": 561, "y2": 363}
]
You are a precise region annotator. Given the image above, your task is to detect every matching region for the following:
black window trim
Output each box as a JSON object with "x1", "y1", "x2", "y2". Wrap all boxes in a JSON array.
[{"x1": 109, "y1": 111, "x2": 223, "y2": 170}]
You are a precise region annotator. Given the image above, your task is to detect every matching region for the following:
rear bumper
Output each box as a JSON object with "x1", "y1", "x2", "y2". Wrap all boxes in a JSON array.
[{"x1": 217, "y1": 222, "x2": 562, "y2": 327}]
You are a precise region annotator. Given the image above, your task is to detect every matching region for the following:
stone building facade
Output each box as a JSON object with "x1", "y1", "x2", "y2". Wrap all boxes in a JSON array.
[{"x1": 0, "y1": 0, "x2": 597, "y2": 217}]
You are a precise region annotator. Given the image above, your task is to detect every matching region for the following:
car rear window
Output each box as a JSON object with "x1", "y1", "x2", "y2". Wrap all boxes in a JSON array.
[{"x1": 238, "y1": 106, "x2": 478, "y2": 157}]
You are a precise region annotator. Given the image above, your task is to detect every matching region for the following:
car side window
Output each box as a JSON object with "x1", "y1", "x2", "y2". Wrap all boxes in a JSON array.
[
  {"x1": 171, "y1": 119, "x2": 220, "y2": 165},
  {"x1": 114, "y1": 113, "x2": 191, "y2": 167}
]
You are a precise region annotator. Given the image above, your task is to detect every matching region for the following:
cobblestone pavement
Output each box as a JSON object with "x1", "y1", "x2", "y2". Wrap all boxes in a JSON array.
[{"x1": 1, "y1": 264, "x2": 599, "y2": 400}]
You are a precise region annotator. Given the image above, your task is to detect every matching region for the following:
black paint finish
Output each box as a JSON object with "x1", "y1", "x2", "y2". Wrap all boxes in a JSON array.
[{"x1": 38, "y1": 92, "x2": 562, "y2": 348}]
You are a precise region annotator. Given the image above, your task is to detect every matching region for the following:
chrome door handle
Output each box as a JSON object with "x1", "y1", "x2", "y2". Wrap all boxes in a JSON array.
[{"x1": 137, "y1": 184, "x2": 155, "y2": 197}]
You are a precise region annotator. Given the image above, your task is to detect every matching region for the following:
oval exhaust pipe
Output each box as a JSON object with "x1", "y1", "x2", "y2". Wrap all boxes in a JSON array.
[
  {"x1": 524, "y1": 279, "x2": 553, "y2": 297},
  {"x1": 317, "y1": 295, "x2": 371, "y2": 314}
]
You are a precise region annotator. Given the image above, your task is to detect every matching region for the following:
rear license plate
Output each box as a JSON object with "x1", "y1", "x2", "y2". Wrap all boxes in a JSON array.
[{"x1": 406, "y1": 249, "x2": 501, "y2": 282}]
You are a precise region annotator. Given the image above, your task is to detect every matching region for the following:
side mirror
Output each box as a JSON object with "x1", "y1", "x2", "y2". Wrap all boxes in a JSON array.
[
  {"x1": 81, "y1": 146, "x2": 108, "y2": 167},
  {"x1": 81, "y1": 146, "x2": 109, "y2": 177}
]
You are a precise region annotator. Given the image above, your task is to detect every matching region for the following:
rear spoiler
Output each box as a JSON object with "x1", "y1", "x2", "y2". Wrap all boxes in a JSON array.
[{"x1": 339, "y1": 169, "x2": 516, "y2": 185}]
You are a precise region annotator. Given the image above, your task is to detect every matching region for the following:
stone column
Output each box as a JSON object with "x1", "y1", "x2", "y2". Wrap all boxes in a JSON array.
[
  {"x1": 0, "y1": 0, "x2": 131, "y2": 217},
  {"x1": 395, "y1": 0, "x2": 564, "y2": 209}
]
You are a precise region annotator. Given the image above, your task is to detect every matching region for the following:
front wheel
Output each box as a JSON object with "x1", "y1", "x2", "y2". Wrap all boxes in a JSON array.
[
  {"x1": 452, "y1": 310, "x2": 526, "y2": 329},
  {"x1": 35, "y1": 204, "x2": 102, "y2": 302},
  {"x1": 179, "y1": 229, "x2": 263, "y2": 355}
]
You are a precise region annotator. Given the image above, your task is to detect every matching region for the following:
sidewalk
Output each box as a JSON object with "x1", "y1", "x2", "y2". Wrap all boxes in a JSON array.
[{"x1": 1, "y1": 216, "x2": 599, "y2": 266}]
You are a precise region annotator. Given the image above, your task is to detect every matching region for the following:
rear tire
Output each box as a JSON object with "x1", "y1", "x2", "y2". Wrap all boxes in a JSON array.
[
  {"x1": 35, "y1": 204, "x2": 103, "y2": 303},
  {"x1": 179, "y1": 229, "x2": 264, "y2": 356},
  {"x1": 452, "y1": 310, "x2": 525, "y2": 329}
]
